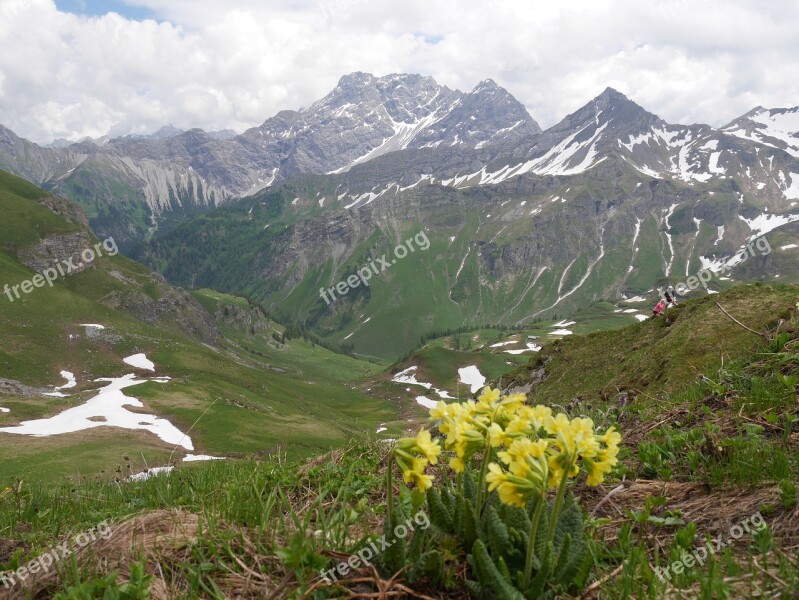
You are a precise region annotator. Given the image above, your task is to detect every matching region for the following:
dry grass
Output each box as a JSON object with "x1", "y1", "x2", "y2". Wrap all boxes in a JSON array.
[
  {"x1": 583, "y1": 480, "x2": 798, "y2": 544},
  {"x1": 7, "y1": 510, "x2": 197, "y2": 599}
]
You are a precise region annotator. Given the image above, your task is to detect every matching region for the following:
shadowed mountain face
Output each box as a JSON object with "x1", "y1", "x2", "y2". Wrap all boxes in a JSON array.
[{"x1": 3, "y1": 75, "x2": 798, "y2": 358}]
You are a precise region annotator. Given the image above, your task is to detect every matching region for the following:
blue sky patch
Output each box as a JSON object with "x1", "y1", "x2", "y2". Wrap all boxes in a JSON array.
[{"x1": 55, "y1": 0, "x2": 157, "y2": 21}]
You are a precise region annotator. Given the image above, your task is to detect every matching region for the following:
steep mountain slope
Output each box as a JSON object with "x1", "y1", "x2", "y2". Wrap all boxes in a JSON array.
[
  {"x1": 0, "y1": 73, "x2": 538, "y2": 244},
  {"x1": 135, "y1": 89, "x2": 799, "y2": 359},
  {"x1": 0, "y1": 170, "x2": 394, "y2": 481}
]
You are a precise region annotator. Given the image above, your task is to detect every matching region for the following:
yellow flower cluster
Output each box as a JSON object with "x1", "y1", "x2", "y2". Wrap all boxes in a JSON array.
[
  {"x1": 486, "y1": 397, "x2": 622, "y2": 507},
  {"x1": 429, "y1": 386, "x2": 545, "y2": 474},
  {"x1": 394, "y1": 428, "x2": 442, "y2": 490},
  {"x1": 394, "y1": 386, "x2": 622, "y2": 505}
]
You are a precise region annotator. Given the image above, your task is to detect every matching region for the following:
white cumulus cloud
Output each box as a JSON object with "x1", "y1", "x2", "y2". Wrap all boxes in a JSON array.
[{"x1": 0, "y1": 0, "x2": 797, "y2": 144}]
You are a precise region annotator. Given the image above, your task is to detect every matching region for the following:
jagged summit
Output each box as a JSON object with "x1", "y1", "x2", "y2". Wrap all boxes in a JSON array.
[{"x1": 239, "y1": 71, "x2": 539, "y2": 176}]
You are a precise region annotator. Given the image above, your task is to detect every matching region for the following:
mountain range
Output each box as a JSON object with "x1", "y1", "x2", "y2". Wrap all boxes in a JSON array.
[{"x1": 2, "y1": 73, "x2": 798, "y2": 358}]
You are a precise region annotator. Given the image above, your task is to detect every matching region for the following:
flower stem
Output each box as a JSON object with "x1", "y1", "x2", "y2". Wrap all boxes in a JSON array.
[
  {"x1": 523, "y1": 492, "x2": 546, "y2": 589},
  {"x1": 547, "y1": 462, "x2": 571, "y2": 545},
  {"x1": 475, "y1": 444, "x2": 493, "y2": 513},
  {"x1": 387, "y1": 451, "x2": 395, "y2": 522}
]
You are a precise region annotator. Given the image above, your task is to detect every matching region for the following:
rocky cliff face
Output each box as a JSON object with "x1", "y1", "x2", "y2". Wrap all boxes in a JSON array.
[
  {"x1": 16, "y1": 231, "x2": 94, "y2": 275},
  {"x1": 0, "y1": 73, "x2": 539, "y2": 244},
  {"x1": 13, "y1": 192, "x2": 220, "y2": 344},
  {"x1": 102, "y1": 271, "x2": 220, "y2": 344}
]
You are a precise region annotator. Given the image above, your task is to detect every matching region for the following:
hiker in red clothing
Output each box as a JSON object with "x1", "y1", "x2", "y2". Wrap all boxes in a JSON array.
[{"x1": 652, "y1": 299, "x2": 666, "y2": 318}]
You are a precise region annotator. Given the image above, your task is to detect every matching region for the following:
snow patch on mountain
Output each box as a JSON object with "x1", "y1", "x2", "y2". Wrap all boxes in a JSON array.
[
  {"x1": 780, "y1": 172, "x2": 799, "y2": 200},
  {"x1": 739, "y1": 212, "x2": 799, "y2": 239},
  {"x1": 723, "y1": 107, "x2": 799, "y2": 158},
  {"x1": 335, "y1": 111, "x2": 445, "y2": 174},
  {"x1": 663, "y1": 203, "x2": 679, "y2": 276}
]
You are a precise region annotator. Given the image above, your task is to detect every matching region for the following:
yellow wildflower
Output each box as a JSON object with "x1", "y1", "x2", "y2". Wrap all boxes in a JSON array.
[
  {"x1": 567, "y1": 417, "x2": 600, "y2": 459},
  {"x1": 545, "y1": 412, "x2": 571, "y2": 435},
  {"x1": 488, "y1": 423, "x2": 508, "y2": 448},
  {"x1": 498, "y1": 392, "x2": 526, "y2": 414},
  {"x1": 486, "y1": 455, "x2": 548, "y2": 509},
  {"x1": 449, "y1": 456, "x2": 466, "y2": 473},
  {"x1": 530, "y1": 405, "x2": 553, "y2": 428},
  {"x1": 498, "y1": 438, "x2": 548, "y2": 465},
  {"x1": 497, "y1": 482, "x2": 527, "y2": 508},
  {"x1": 486, "y1": 462, "x2": 508, "y2": 492},
  {"x1": 413, "y1": 428, "x2": 441, "y2": 464},
  {"x1": 477, "y1": 386, "x2": 501, "y2": 409},
  {"x1": 429, "y1": 401, "x2": 450, "y2": 421},
  {"x1": 395, "y1": 429, "x2": 442, "y2": 490}
]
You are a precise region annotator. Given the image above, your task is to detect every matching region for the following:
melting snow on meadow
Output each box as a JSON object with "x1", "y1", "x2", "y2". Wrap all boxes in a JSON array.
[
  {"x1": 392, "y1": 366, "x2": 432, "y2": 389},
  {"x1": 505, "y1": 343, "x2": 542, "y2": 355},
  {"x1": 780, "y1": 244, "x2": 798, "y2": 250},
  {"x1": 43, "y1": 371, "x2": 77, "y2": 397},
  {"x1": 128, "y1": 466, "x2": 174, "y2": 482},
  {"x1": 415, "y1": 396, "x2": 438, "y2": 409},
  {"x1": 550, "y1": 329, "x2": 573, "y2": 336},
  {"x1": 393, "y1": 366, "x2": 456, "y2": 401},
  {"x1": 458, "y1": 365, "x2": 486, "y2": 393},
  {"x1": 56, "y1": 371, "x2": 76, "y2": 390},
  {"x1": 124, "y1": 354, "x2": 155, "y2": 371},
  {"x1": 490, "y1": 340, "x2": 518, "y2": 348},
  {"x1": 183, "y1": 454, "x2": 226, "y2": 462},
  {"x1": 0, "y1": 352, "x2": 194, "y2": 451},
  {"x1": 552, "y1": 320, "x2": 576, "y2": 327},
  {"x1": 80, "y1": 324, "x2": 105, "y2": 329},
  {"x1": 0, "y1": 407, "x2": 9, "y2": 414},
  {"x1": 635, "y1": 315, "x2": 648, "y2": 322},
  {"x1": 0, "y1": 374, "x2": 193, "y2": 450}
]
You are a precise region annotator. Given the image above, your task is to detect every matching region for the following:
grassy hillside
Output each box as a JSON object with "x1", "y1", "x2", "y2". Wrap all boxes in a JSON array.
[
  {"x1": 0, "y1": 171, "x2": 396, "y2": 483},
  {"x1": 506, "y1": 284, "x2": 798, "y2": 404},
  {"x1": 1, "y1": 284, "x2": 798, "y2": 598}
]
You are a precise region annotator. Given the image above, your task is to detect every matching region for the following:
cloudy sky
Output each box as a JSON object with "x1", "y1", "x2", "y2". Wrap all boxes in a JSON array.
[{"x1": 1, "y1": 0, "x2": 797, "y2": 144}]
